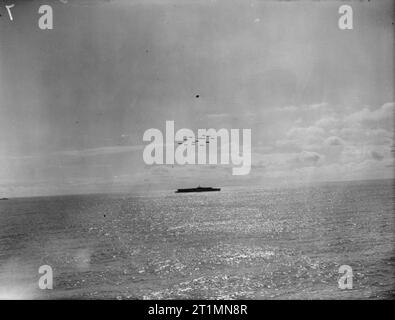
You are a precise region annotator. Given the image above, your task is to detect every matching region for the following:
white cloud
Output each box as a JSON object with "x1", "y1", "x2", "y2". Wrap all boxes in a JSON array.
[
  {"x1": 279, "y1": 125, "x2": 326, "y2": 150},
  {"x1": 345, "y1": 102, "x2": 394, "y2": 128},
  {"x1": 260, "y1": 102, "x2": 394, "y2": 181},
  {"x1": 315, "y1": 116, "x2": 339, "y2": 130}
]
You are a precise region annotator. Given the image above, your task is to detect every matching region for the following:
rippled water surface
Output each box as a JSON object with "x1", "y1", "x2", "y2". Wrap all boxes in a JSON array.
[{"x1": 0, "y1": 179, "x2": 394, "y2": 299}]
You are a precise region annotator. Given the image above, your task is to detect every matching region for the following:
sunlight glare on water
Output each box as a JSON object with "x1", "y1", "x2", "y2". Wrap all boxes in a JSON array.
[{"x1": 0, "y1": 179, "x2": 393, "y2": 299}]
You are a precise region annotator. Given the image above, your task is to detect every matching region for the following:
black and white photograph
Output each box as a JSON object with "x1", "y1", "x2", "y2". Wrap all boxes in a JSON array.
[{"x1": 0, "y1": 0, "x2": 394, "y2": 304}]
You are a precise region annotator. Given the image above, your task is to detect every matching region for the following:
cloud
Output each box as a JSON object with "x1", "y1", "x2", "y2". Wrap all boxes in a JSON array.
[
  {"x1": 206, "y1": 113, "x2": 230, "y2": 119},
  {"x1": 370, "y1": 150, "x2": 385, "y2": 161},
  {"x1": 276, "y1": 105, "x2": 298, "y2": 112},
  {"x1": 291, "y1": 151, "x2": 323, "y2": 166},
  {"x1": 308, "y1": 102, "x2": 329, "y2": 111},
  {"x1": 59, "y1": 145, "x2": 144, "y2": 157},
  {"x1": 259, "y1": 101, "x2": 394, "y2": 182},
  {"x1": 1, "y1": 145, "x2": 144, "y2": 160},
  {"x1": 345, "y1": 102, "x2": 394, "y2": 129},
  {"x1": 287, "y1": 126, "x2": 325, "y2": 140},
  {"x1": 325, "y1": 136, "x2": 344, "y2": 146},
  {"x1": 315, "y1": 116, "x2": 339, "y2": 130},
  {"x1": 276, "y1": 125, "x2": 326, "y2": 151}
]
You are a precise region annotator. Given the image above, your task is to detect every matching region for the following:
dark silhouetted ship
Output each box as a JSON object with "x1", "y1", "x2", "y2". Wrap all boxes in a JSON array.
[{"x1": 175, "y1": 186, "x2": 221, "y2": 193}]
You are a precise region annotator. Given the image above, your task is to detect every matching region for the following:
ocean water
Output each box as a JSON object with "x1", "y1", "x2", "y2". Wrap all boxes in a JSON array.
[{"x1": 0, "y1": 179, "x2": 393, "y2": 299}]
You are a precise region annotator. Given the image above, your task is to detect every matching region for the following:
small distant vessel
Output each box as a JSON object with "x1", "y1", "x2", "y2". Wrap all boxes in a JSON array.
[
  {"x1": 0, "y1": 198, "x2": 9, "y2": 200},
  {"x1": 175, "y1": 186, "x2": 221, "y2": 193}
]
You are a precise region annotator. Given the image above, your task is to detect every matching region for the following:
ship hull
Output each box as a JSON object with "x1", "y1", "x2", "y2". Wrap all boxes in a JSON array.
[{"x1": 175, "y1": 187, "x2": 220, "y2": 193}]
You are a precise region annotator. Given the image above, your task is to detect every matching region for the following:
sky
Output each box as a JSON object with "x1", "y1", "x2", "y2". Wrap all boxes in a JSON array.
[{"x1": 0, "y1": 0, "x2": 394, "y2": 197}]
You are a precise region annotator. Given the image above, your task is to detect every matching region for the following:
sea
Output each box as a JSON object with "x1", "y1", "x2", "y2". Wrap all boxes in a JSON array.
[{"x1": 0, "y1": 179, "x2": 394, "y2": 299}]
